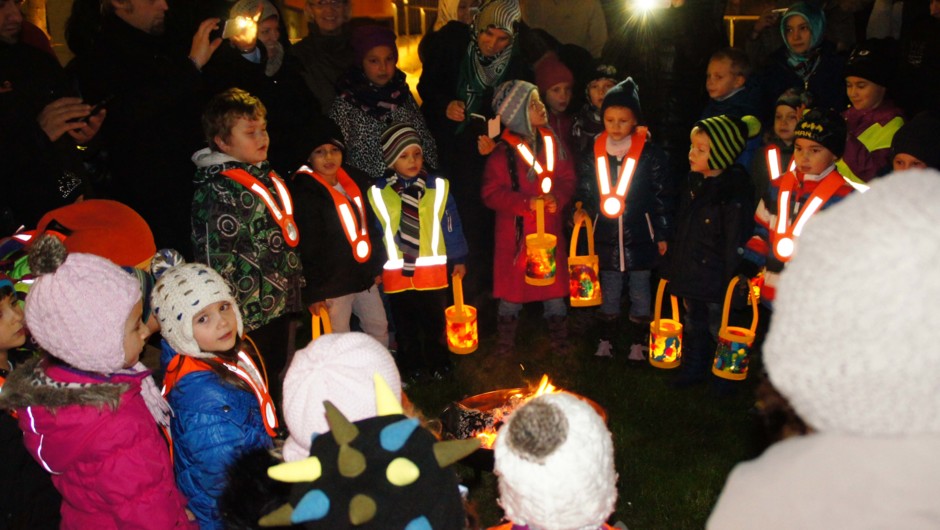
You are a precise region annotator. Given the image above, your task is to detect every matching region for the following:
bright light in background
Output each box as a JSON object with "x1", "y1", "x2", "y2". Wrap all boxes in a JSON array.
[{"x1": 633, "y1": 0, "x2": 669, "y2": 11}]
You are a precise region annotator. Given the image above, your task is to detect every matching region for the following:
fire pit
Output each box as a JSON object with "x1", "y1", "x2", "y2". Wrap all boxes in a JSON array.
[{"x1": 440, "y1": 376, "x2": 607, "y2": 471}]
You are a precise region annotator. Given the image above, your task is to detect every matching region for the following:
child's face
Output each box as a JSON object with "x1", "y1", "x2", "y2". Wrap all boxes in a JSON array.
[
  {"x1": 688, "y1": 130, "x2": 712, "y2": 173},
  {"x1": 362, "y1": 45, "x2": 397, "y2": 87},
  {"x1": 705, "y1": 58, "x2": 745, "y2": 100},
  {"x1": 773, "y1": 105, "x2": 799, "y2": 144},
  {"x1": 392, "y1": 144, "x2": 424, "y2": 178},
  {"x1": 528, "y1": 91, "x2": 548, "y2": 128},
  {"x1": 216, "y1": 116, "x2": 269, "y2": 166},
  {"x1": 893, "y1": 153, "x2": 927, "y2": 172},
  {"x1": 122, "y1": 300, "x2": 150, "y2": 369},
  {"x1": 258, "y1": 17, "x2": 280, "y2": 51},
  {"x1": 544, "y1": 82, "x2": 572, "y2": 114},
  {"x1": 603, "y1": 106, "x2": 637, "y2": 142},
  {"x1": 192, "y1": 300, "x2": 239, "y2": 353},
  {"x1": 0, "y1": 293, "x2": 26, "y2": 353},
  {"x1": 794, "y1": 138, "x2": 837, "y2": 175},
  {"x1": 784, "y1": 15, "x2": 812, "y2": 55},
  {"x1": 845, "y1": 76, "x2": 886, "y2": 111},
  {"x1": 309, "y1": 143, "x2": 343, "y2": 179},
  {"x1": 588, "y1": 78, "x2": 616, "y2": 109}
]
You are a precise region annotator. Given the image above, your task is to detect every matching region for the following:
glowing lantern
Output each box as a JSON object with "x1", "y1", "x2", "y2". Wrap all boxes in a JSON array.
[
  {"x1": 568, "y1": 202, "x2": 601, "y2": 307},
  {"x1": 445, "y1": 273, "x2": 478, "y2": 354},
  {"x1": 525, "y1": 198, "x2": 557, "y2": 286},
  {"x1": 310, "y1": 306, "x2": 332, "y2": 342},
  {"x1": 712, "y1": 276, "x2": 759, "y2": 380},
  {"x1": 649, "y1": 279, "x2": 682, "y2": 369}
]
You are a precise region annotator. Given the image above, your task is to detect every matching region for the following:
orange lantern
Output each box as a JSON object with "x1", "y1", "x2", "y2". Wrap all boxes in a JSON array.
[
  {"x1": 445, "y1": 273, "x2": 478, "y2": 354},
  {"x1": 525, "y1": 198, "x2": 557, "y2": 286},
  {"x1": 649, "y1": 279, "x2": 682, "y2": 369},
  {"x1": 311, "y1": 305, "x2": 332, "y2": 342},
  {"x1": 712, "y1": 276, "x2": 759, "y2": 380},
  {"x1": 568, "y1": 202, "x2": 601, "y2": 307}
]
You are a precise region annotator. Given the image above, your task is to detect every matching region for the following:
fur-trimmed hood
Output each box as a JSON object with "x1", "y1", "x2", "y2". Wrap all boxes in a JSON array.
[{"x1": 0, "y1": 356, "x2": 127, "y2": 413}]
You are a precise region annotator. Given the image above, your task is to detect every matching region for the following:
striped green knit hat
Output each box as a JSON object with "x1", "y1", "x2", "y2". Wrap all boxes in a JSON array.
[{"x1": 693, "y1": 114, "x2": 761, "y2": 170}]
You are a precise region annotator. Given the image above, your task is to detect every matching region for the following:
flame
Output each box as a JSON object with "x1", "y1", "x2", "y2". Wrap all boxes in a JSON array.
[
  {"x1": 475, "y1": 431, "x2": 497, "y2": 448},
  {"x1": 470, "y1": 375, "x2": 559, "y2": 449},
  {"x1": 533, "y1": 374, "x2": 557, "y2": 396}
]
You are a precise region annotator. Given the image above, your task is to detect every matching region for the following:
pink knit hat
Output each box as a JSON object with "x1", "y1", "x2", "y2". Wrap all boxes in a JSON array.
[
  {"x1": 25, "y1": 236, "x2": 141, "y2": 374},
  {"x1": 281, "y1": 332, "x2": 402, "y2": 462},
  {"x1": 535, "y1": 53, "x2": 574, "y2": 94}
]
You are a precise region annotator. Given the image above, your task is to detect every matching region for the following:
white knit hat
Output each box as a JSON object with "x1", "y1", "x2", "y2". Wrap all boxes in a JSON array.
[
  {"x1": 493, "y1": 392, "x2": 617, "y2": 530},
  {"x1": 281, "y1": 332, "x2": 403, "y2": 462},
  {"x1": 150, "y1": 263, "x2": 244, "y2": 359},
  {"x1": 764, "y1": 168, "x2": 940, "y2": 436}
]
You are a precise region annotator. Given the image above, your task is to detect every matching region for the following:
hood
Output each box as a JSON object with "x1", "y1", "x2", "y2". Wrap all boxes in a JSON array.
[{"x1": 0, "y1": 357, "x2": 127, "y2": 412}]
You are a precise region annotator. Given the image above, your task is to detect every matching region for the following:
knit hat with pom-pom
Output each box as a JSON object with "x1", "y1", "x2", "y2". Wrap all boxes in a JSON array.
[
  {"x1": 150, "y1": 261, "x2": 244, "y2": 359},
  {"x1": 493, "y1": 392, "x2": 617, "y2": 530},
  {"x1": 282, "y1": 332, "x2": 402, "y2": 462},
  {"x1": 493, "y1": 79, "x2": 538, "y2": 138},
  {"x1": 25, "y1": 235, "x2": 141, "y2": 374},
  {"x1": 693, "y1": 114, "x2": 761, "y2": 170}
]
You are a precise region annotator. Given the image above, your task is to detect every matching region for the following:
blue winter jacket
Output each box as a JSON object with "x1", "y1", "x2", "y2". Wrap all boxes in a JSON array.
[{"x1": 159, "y1": 341, "x2": 273, "y2": 530}]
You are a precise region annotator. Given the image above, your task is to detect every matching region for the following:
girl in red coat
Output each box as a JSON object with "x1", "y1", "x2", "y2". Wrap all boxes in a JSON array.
[{"x1": 482, "y1": 79, "x2": 576, "y2": 356}]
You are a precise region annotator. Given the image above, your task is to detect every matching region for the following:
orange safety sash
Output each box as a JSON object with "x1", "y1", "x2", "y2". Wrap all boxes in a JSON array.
[
  {"x1": 501, "y1": 127, "x2": 555, "y2": 194},
  {"x1": 297, "y1": 166, "x2": 372, "y2": 263},
  {"x1": 593, "y1": 127, "x2": 648, "y2": 218},
  {"x1": 765, "y1": 145, "x2": 796, "y2": 181},
  {"x1": 221, "y1": 169, "x2": 299, "y2": 247},
  {"x1": 162, "y1": 352, "x2": 279, "y2": 437},
  {"x1": 772, "y1": 168, "x2": 846, "y2": 262}
]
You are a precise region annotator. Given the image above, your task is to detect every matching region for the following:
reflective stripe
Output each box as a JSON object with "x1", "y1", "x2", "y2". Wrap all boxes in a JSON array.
[
  {"x1": 370, "y1": 186, "x2": 399, "y2": 263},
  {"x1": 593, "y1": 128, "x2": 647, "y2": 218},
  {"x1": 27, "y1": 406, "x2": 59, "y2": 474},
  {"x1": 767, "y1": 146, "x2": 782, "y2": 181},
  {"x1": 298, "y1": 166, "x2": 371, "y2": 262},
  {"x1": 502, "y1": 128, "x2": 556, "y2": 194},
  {"x1": 222, "y1": 169, "x2": 299, "y2": 246},
  {"x1": 430, "y1": 178, "x2": 446, "y2": 257},
  {"x1": 772, "y1": 168, "x2": 848, "y2": 262},
  {"x1": 370, "y1": 180, "x2": 447, "y2": 269}
]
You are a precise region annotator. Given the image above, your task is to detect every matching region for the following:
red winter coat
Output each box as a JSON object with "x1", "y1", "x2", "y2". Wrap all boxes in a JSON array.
[
  {"x1": 482, "y1": 135, "x2": 576, "y2": 303},
  {"x1": 0, "y1": 357, "x2": 194, "y2": 530}
]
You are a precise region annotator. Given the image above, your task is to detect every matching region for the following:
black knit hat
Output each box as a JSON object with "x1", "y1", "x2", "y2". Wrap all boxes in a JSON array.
[
  {"x1": 793, "y1": 108, "x2": 847, "y2": 158},
  {"x1": 844, "y1": 38, "x2": 898, "y2": 88},
  {"x1": 286, "y1": 118, "x2": 346, "y2": 174},
  {"x1": 600, "y1": 77, "x2": 642, "y2": 123},
  {"x1": 892, "y1": 111, "x2": 940, "y2": 170},
  {"x1": 693, "y1": 114, "x2": 762, "y2": 170}
]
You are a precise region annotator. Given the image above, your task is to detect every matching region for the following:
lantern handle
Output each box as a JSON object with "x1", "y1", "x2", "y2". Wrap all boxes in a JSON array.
[
  {"x1": 720, "y1": 276, "x2": 759, "y2": 334},
  {"x1": 311, "y1": 306, "x2": 333, "y2": 341},
  {"x1": 569, "y1": 202, "x2": 595, "y2": 259},
  {"x1": 452, "y1": 272, "x2": 464, "y2": 314},
  {"x1": 535, "y1": 197, "x2": 545, "y2": 237},
  {"x1": 652, "y1": 278, "x2": 678, "y2": 327}
]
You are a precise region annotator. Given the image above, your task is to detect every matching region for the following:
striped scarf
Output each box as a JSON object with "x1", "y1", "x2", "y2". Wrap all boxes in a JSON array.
[{"x1": 389, "y1": 174, "x2": 427, "y2": 276}]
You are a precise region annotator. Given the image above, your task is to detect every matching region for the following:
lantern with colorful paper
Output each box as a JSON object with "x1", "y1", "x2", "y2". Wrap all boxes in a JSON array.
[
  {"x1": 310, "y1": 305, "x2": 332, "y2": 342},
  {"x1": 568, "y1": 202, "x2": 601, "y2": 307},
  {"x1": 525, "y1": 197, "x2": 557, "y2": 286},
  {"x1": 649, "y1": 279, "x2": 682, "y2": 369},
  {"x1": 445, "y1": 273, "x2": 478, "y2": 354},
  {"x1": 712, "y1": 276, "x2": 759, "y2": 380}
]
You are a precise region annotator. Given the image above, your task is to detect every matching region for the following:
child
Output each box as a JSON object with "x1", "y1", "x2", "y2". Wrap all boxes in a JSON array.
[
  {"x1": 574, "y1": 78, "x2": 673, "y2": 361},
  {"x1": 491, "y1": 392, "x2": 618, "y2": 530},
  {"x1": 482, "y1": 80, "x2": 576, "y2": 356},
  {"x1": 152, "y1": 261, "x2": 275, "y2": 530},
  {"x1": 708, "y1": 169, "x2": 940, "y2": 528},
  {"x1": 290, "y1": 119, "x2": 388, "y2": 346},
  {"x1": 367, "y1": 123, "x2": 468, "y2": 382},
  {"x1": 191, "y1": 88, "x2": 303, "y2": 400},
  {"x1": 701, "y1": 48, "x2": 761, "y2": 170},
  {"x1": 663, "y1": 114, "x2": 759, "y2": 388},
  {"x1": 535, "y1": 53, "x2": 576, "y2": 162},
  {"x1": 571, "y1": 61, "x2": 620, "y2": 158},
  {"x1": 750, "y1": 88, "x2": 808, "y2": 204},
  {"x1": 837, "y1": 38, "x2": 905, "y2": 185},
  {"x1": 891, "y1": 110, "x2": 940, "y2": 171},
  {"x1": 0, "y1": 236, "x2": 192, "y2": 529},
  {"x1": 741, "y1": 108, "x2": 854, "y2": 308}
]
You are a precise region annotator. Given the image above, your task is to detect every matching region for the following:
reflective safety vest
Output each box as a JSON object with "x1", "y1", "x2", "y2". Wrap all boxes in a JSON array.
[
  {"x1": 295, "y1": 165, "x2": 371, "y2": 263},
  {"x1": 221, "y1": 169, "x2": 300, "y2": 247},
  {"x1": 368, "y1": 178, "x2": 449, "y2": 294},
  {"x1": 835, "y1": 116, "x2": 903, "y2": 190},
  {"x1": 501, "y1": 127, "x2": 555, "y2": 194},
  {"x1": 765, "y1": 145, "x2": 796, "y2": 181},
  {"x1": 593, "y1": 127, "x2": 648, "y2": 218},
  {"x1": 772, "y1": 167, "x2": 848, "y2": 262}
]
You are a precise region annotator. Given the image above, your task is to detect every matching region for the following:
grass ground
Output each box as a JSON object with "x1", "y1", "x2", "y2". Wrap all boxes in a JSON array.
[{"x1": 403, "y1": 301, "x2": 769, "y2": 529}]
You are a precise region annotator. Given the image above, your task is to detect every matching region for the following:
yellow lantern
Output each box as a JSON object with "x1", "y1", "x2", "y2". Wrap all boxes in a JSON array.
[
  {"x1": 568, "y1": 202, "x2": 601, "y2": 307},
  {"x1": 525, "y1": 198, "x2": 557, "y2": 286},
  {"x1": 445, "y1": 273, "x2": 478, "y2": 354},
  {"x1": 712, "y1": 276, "x2": 759, "y2": 380},
  {"x1": 649, "y1": 279, "x2": 682, "y2": 369},
  {"x1": 311, "y1": 306, "x2": 332, "y2": 342}
]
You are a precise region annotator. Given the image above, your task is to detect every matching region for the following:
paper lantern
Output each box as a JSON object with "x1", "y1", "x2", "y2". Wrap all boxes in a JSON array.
[
  {"x1": 445, "y1": 273, "x2": 478, "y2": 354},
  {"x1": 568, "y1": 202, "x2": 601, "y2": 307},
  {"x1": 712, "y1": 276, "x2": 759, "y2": 380},
  {"x1": 649, "y1": 279, "x2": 682, "y2": 369},
  {"x1": 525, "y1": 198, "x2": 557, "y2": 286},
  {"x1": 311, "y1": 305, "x2": 332, "y2": 342}
]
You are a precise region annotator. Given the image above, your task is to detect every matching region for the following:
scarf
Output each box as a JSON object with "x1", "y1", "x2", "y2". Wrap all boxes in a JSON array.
[
  {"x1": 389, "y1": 172, "x2": 428, "y2": 276},
  {"x1": 337, "y1": 68, "x2": 410, "y2": 120}
]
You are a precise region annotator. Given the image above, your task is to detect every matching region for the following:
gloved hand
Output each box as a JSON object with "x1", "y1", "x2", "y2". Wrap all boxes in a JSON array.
[{"x1": 730, "y1": 274, "x2": 753, "y2": 310}]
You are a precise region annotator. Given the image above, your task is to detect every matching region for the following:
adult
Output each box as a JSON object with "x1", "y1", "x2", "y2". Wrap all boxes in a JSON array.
[
  {"x1": 430, "y1": 0, "x2": 476, "y2": 31},
  {"x1": 72, "y1": 0, "x2": 222, "y2": 258},
  {"x1": 520, "y1": 0, "x2": 608, "y2": 58},
  {"x1": 290, "y1": 0, "x2": 355, "y2": 113}
]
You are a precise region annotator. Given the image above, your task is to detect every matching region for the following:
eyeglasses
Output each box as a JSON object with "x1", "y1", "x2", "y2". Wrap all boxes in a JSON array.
[{"x1": 309, "y1": 0, "x2": 347, "y2": 7}]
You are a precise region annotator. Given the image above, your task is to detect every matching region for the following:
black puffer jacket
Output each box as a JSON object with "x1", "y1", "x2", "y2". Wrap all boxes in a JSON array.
[
  {"x1": 575, "y1": 141, "x2": 674, "y2": 272},
  {"x1": 662, "y1": 165, "x2": 754, "y2": 303}
]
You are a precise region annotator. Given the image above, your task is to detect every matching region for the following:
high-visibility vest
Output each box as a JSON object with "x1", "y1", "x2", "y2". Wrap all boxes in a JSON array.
[
  {"x1": 835, "y1": 115, "x2": 903, "y2": 189},
  {"x1": 221, "y1": 169, "x2": 300, "y2": 247},
  {"x1": 501, "y1": 127, "x2": 556, "y2": 194},
  {"x1": 368, "y1": 178, "x2": 449, "y2": 294},
  {"x1": 295, "y1": 166, "x2": 371, "y2": 263},
  {"x1": 765, "y1": 144, "x2": 796, "y2": 181},
  {"x1": 772, "y1": 167, "x2": 849, "y2": 262},
  {"x1": 593, "y1": 127, "x2": 648, "y2": 218}
]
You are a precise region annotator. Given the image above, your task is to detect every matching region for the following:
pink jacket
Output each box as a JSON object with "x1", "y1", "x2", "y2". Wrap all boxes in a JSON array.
[{"x1": 0, "y1": 358, "x2": 194, "y2": 530}]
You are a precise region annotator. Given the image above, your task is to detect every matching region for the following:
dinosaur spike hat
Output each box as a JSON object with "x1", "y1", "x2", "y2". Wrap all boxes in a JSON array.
[{"x1": 261, "y1": 375, "x2": 479, "y2": 529}]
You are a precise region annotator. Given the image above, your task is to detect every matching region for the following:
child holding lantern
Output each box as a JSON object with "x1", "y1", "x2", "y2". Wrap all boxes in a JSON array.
[
  {"x1": 574, "y1": 77, "x2": 673, "y2": 361},
  {"x1": 482, "y1": 80, "x2": 576, "y2": 357}
]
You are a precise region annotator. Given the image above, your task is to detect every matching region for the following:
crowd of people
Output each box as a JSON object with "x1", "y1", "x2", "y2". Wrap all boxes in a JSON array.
[{"x1": 1, "y1": 0, "x2": 940, "y2": 527}]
